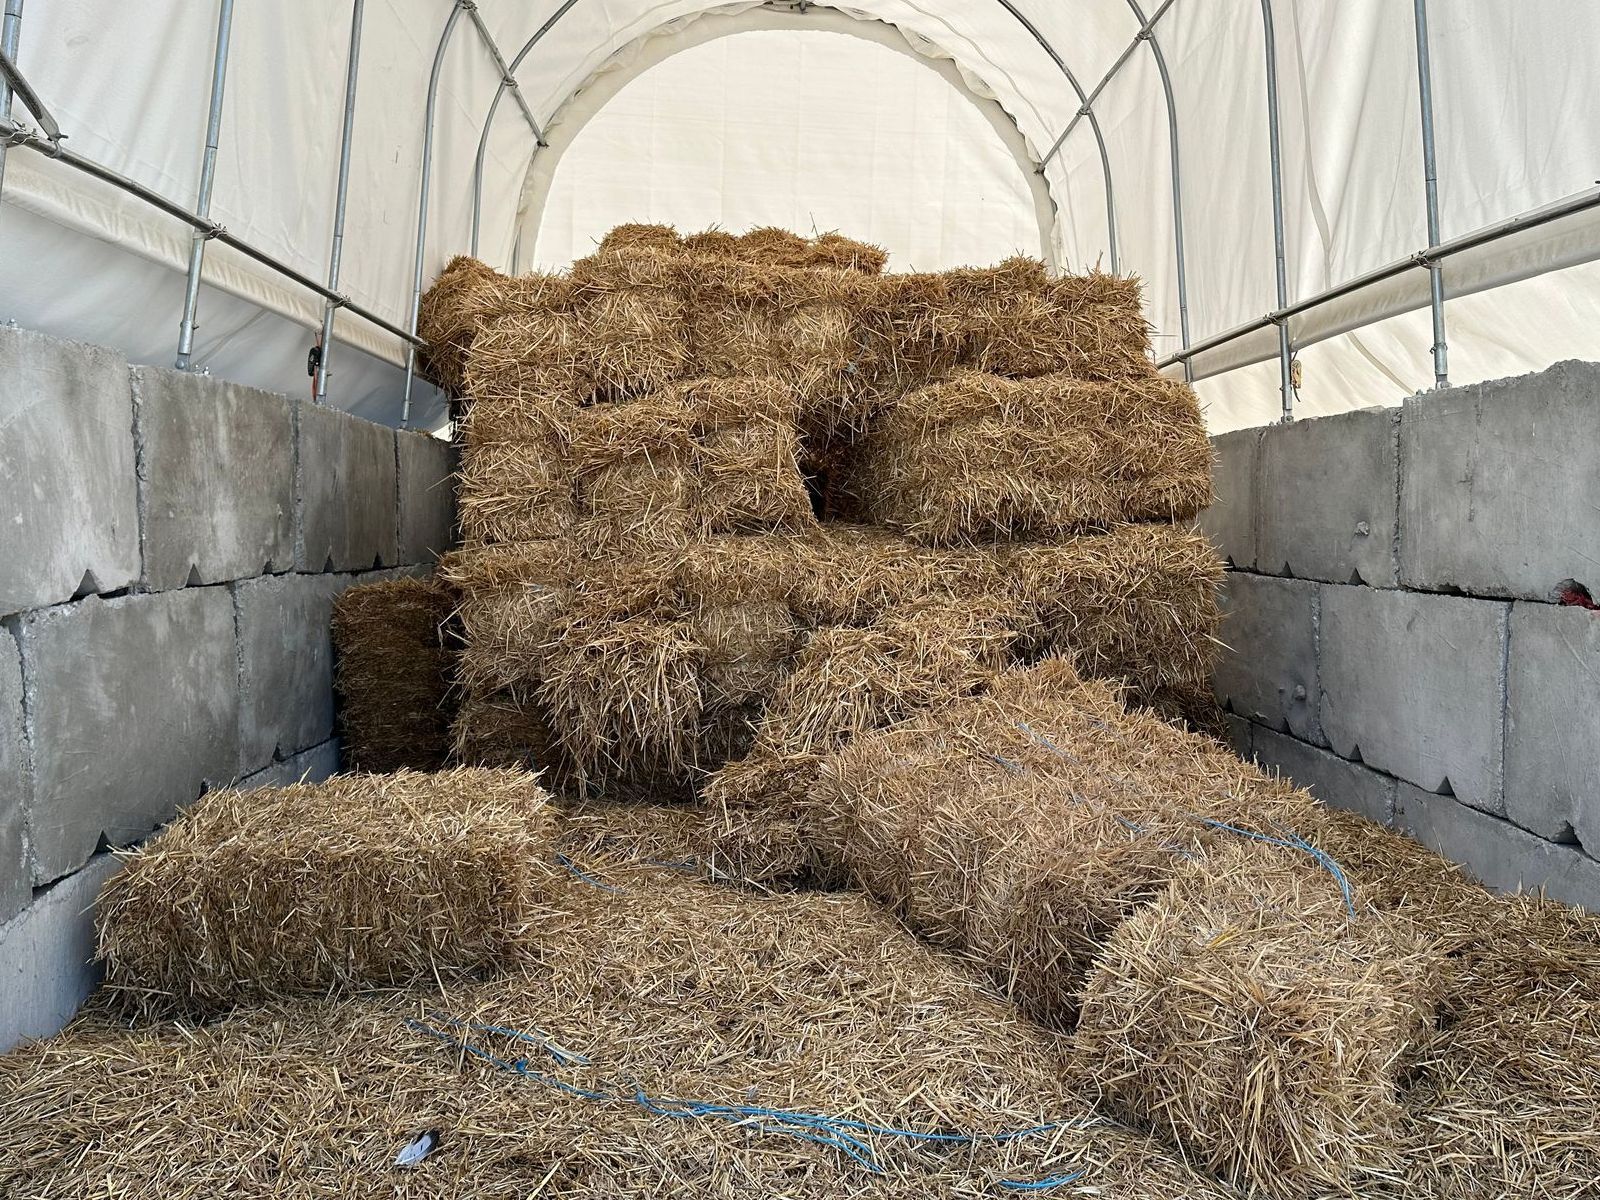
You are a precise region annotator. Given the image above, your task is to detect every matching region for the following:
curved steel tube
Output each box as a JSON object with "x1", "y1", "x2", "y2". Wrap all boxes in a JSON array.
[
  {"x1": 315, "y1": 0, "x2": 364, "y2": 404},
  {"x1": 402, "y1": 0, "x2": 469, "y2": 426},
  {"x1": 175, "y1": 0, "x2": 236, "y2": 372},
  {"x1": 1412, "y1": 0, "x2": 1448, "y2": 389},
  {"x1": 992, "y1": 0, "x2": 1118, "y2": 271},
  {"x1": 1127, "y1": 0, "x2": 1191, "y2": 375}
]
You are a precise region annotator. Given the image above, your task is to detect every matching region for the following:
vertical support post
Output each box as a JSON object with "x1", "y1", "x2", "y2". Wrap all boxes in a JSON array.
[
  {"x1": 1260, "y1": 0, "x2": 1293, "y2": 422},
  {"x1": 0, "y1": 0, "x2": 24, "y2": 201},
  {"x1": 1413, "y1": 0, "x2": 1449, "y2": 390},
  {"x1": 402, "y1": 0, "x2": 468, "y2": 428},
  {"x1": 315, "y1": 0, "x2": 364, "y2": 404},
  {"x1": 1127, "y1": 1, "x2": 1191, "y2": 377},
  {"x1": 174, "y1": 0, "x2": 236, "y2": 372}
]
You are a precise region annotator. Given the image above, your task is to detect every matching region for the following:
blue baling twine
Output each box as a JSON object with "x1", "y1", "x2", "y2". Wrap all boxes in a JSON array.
[
  {"x1": 553, "y1": 852, "x2": 627, "y2": 894},
  {"x1": 1010, "y1": 720, "x2": 1357, "y2": 916},
  {"x1": 407, "y1": 1013, "x2": 1090, "y2": 1188}
]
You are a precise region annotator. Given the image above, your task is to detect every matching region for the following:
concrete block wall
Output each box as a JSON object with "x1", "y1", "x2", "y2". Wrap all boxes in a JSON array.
[
  {"x1": 0, "y1": 325, "x2": 456, "y2": 1050},
  {"x1": 1203, "y1": 360, "x2": 1600, "y2": 910}
]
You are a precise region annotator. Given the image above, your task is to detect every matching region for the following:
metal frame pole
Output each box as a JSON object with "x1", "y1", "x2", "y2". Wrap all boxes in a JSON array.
[
  {"x1": 314, "y1": 0, "x2": 364, "y2": 404},
  {"x1": 1413, "y1": 0, "x2": 1449, "y2": 389},
  {"x1": 993, "y1": 0, "x2": 1119, "y2": 271},
  {"x1": 174, "y1": 0, "x2": 236, "y2": 373},
  {"x1": 402, "y1": 0, "x2": 470, "y2": 427},
  {"x1": 1260, "y1": 0, "x2": 1293, "y2": 422},
  {"x1": 468, "y1": 0, "x2": 580, "y2": 258},
  {"x1": 1127, "y1": 0, "x2": 1191, "y2": 376},
  {"x1": 0, "y1": 0, "x2": 24, "y2": 200}
]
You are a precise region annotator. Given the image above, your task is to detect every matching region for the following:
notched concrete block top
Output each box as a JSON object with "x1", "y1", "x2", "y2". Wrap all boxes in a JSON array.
[
  {"x1": 298, "y1": 404, "x2": 399, "y2": 572},
  {"x1": 0, "y1": 327, "x2": 140, "y2": 616},
  {"x1": 135, "y1": 367, "x2": 295, "y2": 591},
  {"x1": 1212, "y1": 573, "x2": 1322, "y2": 745},
  {"x1": 1401, "y1": 360, "x2": 1600, "y2": 600},
  {"x1": 1197, "y1": 428, "x2": 1259, "y2": 570},
  {"x1": 19, "y1": 588, "x2": 239, "y2": 882},
  {"x1": 1258, "y1": 406, "x2": 1398, "y2": 586},
  {"x1": 1319, "y1": 586, "x2": 1507, "y2": 814}
]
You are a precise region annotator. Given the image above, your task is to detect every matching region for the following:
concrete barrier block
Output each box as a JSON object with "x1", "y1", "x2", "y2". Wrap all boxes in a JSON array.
[
  {"x1": 0, "y1": 853, "x2": 120, "y2": 1052},
  {"x1": 1505, "y1": 602, "x2": 1600, "y2": 849},
  {"x1": 1213, "y1": 573, "x2": 1321, "y2": 744},
  {"x1": 134, "y1": 367, "x2": 294, "y2": 590},
  {"x1": 1258, "y1": 407, "x2": 1398, "y2": 586},
  {"x1": 1398, "y1": 783, "x2": 1600, "y2": 911},
  {"x1": 1400, "y1": 360, "x2": 1600, "y2": 599},
  {"x1": 0, "y1": 634, "x2": 27, "y2": 924},
  {"x1": 1196, "y1": 428, "x2": 1258, "y2": 569},
  {"x1": 0, "y1": 327, "x2": 140, "y2": 616},
  {"x1": 238, "y1": 739, "x2": 342, "y2": 791},
  {"x1": 236, "y1": 573, "x2": 351, "y2": 772},
  {"x1": 397, "y1": 430, "x2": 457, "y2": 563},
  {"x1": 1251, "y1": 725, "x2": 1397, "y2": 826},
  {"x1": 20, "y1": 589, "x2": 239, "y2": 882},
  {"x1": 297, "y1": 404, "x2": 398, "y2": 572},
  {"x1": 1320, "y1": 586, "x2": 1507, "y2": 813},
  {"x1": 1222, "y1": 712, "x2": 1253, "y2": 760}
]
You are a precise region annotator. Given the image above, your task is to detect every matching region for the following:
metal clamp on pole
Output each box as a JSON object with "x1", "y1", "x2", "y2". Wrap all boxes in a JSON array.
[{"x1": 175, "y1": 0, "x2": 236, "y2": 373}]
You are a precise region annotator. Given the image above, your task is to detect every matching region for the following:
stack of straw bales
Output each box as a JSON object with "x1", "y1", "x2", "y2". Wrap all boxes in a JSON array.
[
  {"x1": 7, "y1": 851, "x2": 1241, "y2": 1199},
  {"x1": 333, "y1": 576, "x2": 457, "y2": 772},
  {"x1": 97, "y1": 769, "x2": 556, "y2": 1017}
]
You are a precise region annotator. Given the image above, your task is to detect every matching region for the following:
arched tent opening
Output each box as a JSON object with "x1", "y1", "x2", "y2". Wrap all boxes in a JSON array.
[
  {"x1": 0, "y1": 0, "x2": 1597, "y2": 430},
  {"x1": 512, "y1": 16, "x2": 1056, "y2": 274}
]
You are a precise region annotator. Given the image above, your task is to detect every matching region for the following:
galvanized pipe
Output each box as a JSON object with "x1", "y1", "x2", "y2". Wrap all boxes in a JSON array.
[
  {"x1": 315, "y1": 0, "x2": 365, "y2": 404},
  {"x1": 402, "y1": 0, "x2": 470, "y2": 427},
  {"x1": 467, "y1": 0, "x2": 582, "y2": 259},
  {"x1": 0, "y1": 115, "x2": 421, "y2": 346},
  {"x1": 1127, "y1": 0, "x2": 1191, "y2": 376},
  {"x1": 1413, "y1": 0, "x2": 1449, "y2": 389},
  {"x1": 990, "y1": 0, "x2": 1119, "y2": 271},
  {"x1": 1260, "y1": 0, "x2": 1293, "y2": 422},
  {"x1": 0, "y1": 0, "x2": 24, "y2": 199},
  {"x1": 174, "y1": 0, "x2": 236, "y2": 373}
]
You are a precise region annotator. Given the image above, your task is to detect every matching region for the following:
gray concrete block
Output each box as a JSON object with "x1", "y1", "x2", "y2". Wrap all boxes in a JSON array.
[
  {"x1": 1251, "y1": 725, "x2": 1397, "y2": 826},
  {"x1": 1258, "y1": 407, "x2": 1399, "y2": 586},
  {"x1": 1505, "y1": 602, "x2": 1600, "y2": 850},
  {"x1": 1320, "y1": 586, "x2": 1507, "y2": 813},
  {"x1": 236, "y1": 573, "x2": 352, "y2": 772},
  {"x1": 298, "y1": 403, "x2": 398, "y2": 572},
  {"x1": 1213, "y1": 573, "x2": 1321, "y2": 744},
  {"x1": 0, "y1": 852, "x2": 121, "y2": 1052},
  {"x1": 1400, "y1": 360, "x2": 1600, "y2": 599},
  {"x1": 135, "y1": 366, "x2": 295, "y2": 590},
  {"x1": 397, "y1": 431, "x2": 457, "y2": 564},
  {"x1": 0, "y1": 633, "x2": 27, "y2": 923},
  {"x1": 238, "y1": 739, "x2": 342, "y2": 791},
  {"x1": 1222, "y1": 712, "x2": 1253, "y2": 760},
  {"x1": 0, "y1": 326, "x2": 140, "y2": 616},
  {"x1": 1196, "y1": 428, "x2": 1258, "y2": 569},
  {"x1": 1398, "y1": 783, "x2": 1600, "y2": 911},
  {"x1": 20, "y1": 589, "x2": 239, "y2": 882}
]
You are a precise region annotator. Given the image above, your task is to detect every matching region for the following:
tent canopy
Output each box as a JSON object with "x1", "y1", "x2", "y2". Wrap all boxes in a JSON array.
[{"x1": 2, "y1": 0, "x2": 1597, "y2": 431}]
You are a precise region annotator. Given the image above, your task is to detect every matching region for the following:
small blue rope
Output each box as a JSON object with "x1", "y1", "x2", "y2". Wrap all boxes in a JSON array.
[
  {"x1": 1200, "y1": 819, "x2": 1356, "y2": 919},
  {"x1": 998, "y1": 1170, "x2": 1085, "y2": 1190},
  {"x1": 554, "y1": 852, "x2": 626, "y2": 894}
]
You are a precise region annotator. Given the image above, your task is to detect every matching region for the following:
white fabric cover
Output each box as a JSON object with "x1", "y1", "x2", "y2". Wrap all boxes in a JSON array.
[{"x1": 1, "y1": 0, "x2": 1597, "y2": 431}]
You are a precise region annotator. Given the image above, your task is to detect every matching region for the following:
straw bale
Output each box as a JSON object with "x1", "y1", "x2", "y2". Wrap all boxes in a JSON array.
[
  {"x1": 593, "y1": 222, "x2": 682, "y2": 255},
  {"x1": 332, "y1": 577, "x2": 457, "y2": 774},
  {"x1": 1073, "y1": 838, "x2": 1445, "y2": 1199},
  {"x1": 960, "y1": 264, "x2": 1151, "y2": 380},
  {"x1": 809, "y1": 659, "x2": 1317, "y2": 1020},
  {"x1": 414, "y1": 255, "x2": 506, "y2": 394},
  {"x1": 570, "y1": 248, "x2": 691, "y2": 397},
  {"x1": 95, "y1": 769, "x2": 557, "y2": 1018},
  {"x1": 4, "y1": 862, "x2": 1236, "y2": 1199},
  {"x1": 841, "y1": 369, "x2": 1214, "y2": 544},
  {"x1": 459, "y1": 271, "x2": 588, "y2": 411},
  {"x1": 693, "y1": 599, "x2": 797, "y2": 709},
  {"x1": 450, "y1": 686, "x2": 556, "y2": 772}
]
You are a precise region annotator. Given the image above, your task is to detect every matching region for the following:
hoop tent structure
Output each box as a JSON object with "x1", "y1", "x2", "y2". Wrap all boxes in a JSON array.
[{"x1": 2, "y1": 0, "x2": 1598, "y2": 432}]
